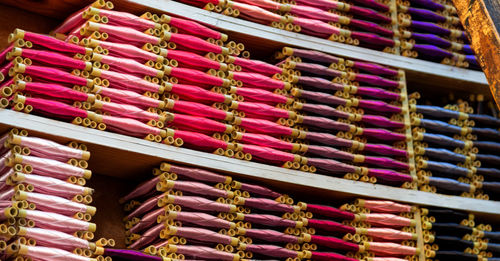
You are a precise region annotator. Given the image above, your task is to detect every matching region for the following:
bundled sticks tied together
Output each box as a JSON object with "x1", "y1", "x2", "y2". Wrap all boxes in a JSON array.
[
  {"x1": 175, "y1": 0, "x2": 478, "y2": 68},
  {"x1": 117, "y1": 162, "x2": 424, "y2": 261},
  {"x1": 410, "y1": 96, "x2": 500, "y2": 200},
  {"x1": 0, "y1": 128, "x2": 113, "y2": 261},
  {"x1": 0, "y1": 0, "x2": 420, "y2": 189},
  {"x1": 396, "y1": 0, "x2": 476, "y2": 68},
  {"x1": 419, "y1": 207, "x2": 500, "y2": 261}
]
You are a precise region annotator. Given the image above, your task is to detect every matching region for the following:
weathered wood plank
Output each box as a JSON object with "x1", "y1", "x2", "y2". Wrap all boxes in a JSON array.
[{"x1": 452, "y1": 0, "x2": 500, "y2": 109}]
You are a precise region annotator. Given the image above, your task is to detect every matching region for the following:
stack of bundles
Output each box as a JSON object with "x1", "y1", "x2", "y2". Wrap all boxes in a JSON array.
[
  {"x1": 0, "y1": 0, "x2": 419, "y2": 188},
  {"x1": 177, "y1": 0, "x2": 401, "y2": 51},
  {"x1": 0, "y1": 128, "x2": 113, "y2": 261},
  {"x1": 117, "y1": 162, "x2": 422, "y2": 261},
  {"x1": 397, "y1": 0, "x2": 478, "y2": 68},
  {"x1": 267, "y1": 47, "x2": 415, "y2": 187},
  {"x1": 0, "y1": 2, "x2": 276, "y2": 164},
  {"x1": 420, "y1": 207, "x2": 500, "y2": 261},
  {"x1": 1, "y1": 0, "x2": 237, "y2": 149},
  {"x1": 410, "y1": 97, "x2": 500, "y2": 199}
]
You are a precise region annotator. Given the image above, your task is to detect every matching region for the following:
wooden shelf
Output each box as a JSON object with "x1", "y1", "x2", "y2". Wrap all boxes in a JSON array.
[
  {"x1": 0, "y1": 0, "x2": 490, "y2": 95},
  {"x1": 1, "y1": 109, "x2": 499, "y2": 216}
]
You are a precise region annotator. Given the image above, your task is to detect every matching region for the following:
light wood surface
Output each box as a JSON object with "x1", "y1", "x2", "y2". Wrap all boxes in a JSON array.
[{"x1": 1, "y1": 110, "x2": 500, "y2": 216}]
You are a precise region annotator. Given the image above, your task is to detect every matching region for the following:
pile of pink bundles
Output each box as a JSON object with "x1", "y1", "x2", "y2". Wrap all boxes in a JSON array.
[
  {"x1": 0, "y1": 128, "x2": 112, "y2": 261},
  {"x1": 1, "y1": 0, "x2": 414, "y2": 189},
  {"x1": 116, "y1": 161, "x2": 421, "y2": 261}
]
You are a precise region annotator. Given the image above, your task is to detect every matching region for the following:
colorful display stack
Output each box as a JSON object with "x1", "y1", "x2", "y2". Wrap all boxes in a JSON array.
[
  {"x1": 410, "y1": 97, "x2": 500, "y2": 199},
  {"x1": 420, "y1": 207, "x2": 500, "y2": 261},
  {"x1": 0, "y1": 1, "x2": 421, "y2": 190},
  {"x1": 0, "y1": 128, "x2": 112, "y2": 261},
  {"x1": 117, "y1": 162, "x2": 422, "y2": 261},
  {"x1": 397, "y1": 0, "x2": 477, "y2": 68},
  {"x1": 274, "y1": 46, "x2": 414, "y2": 187},
  {"x1": 169, "y1": 0, "x2": 478, "y2": 68},
  {"x1": 180, "y1": 0, "x2": 401, "y2": 51},
  {"x1": 0, "y1": 1, "x2": 498, "y2": 260}
]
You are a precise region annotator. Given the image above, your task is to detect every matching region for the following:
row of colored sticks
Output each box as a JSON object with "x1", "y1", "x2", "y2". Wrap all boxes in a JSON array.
[
  {"x1": 173, "y1": 0, "x2": 477, "y2": 68},
  {"x1": 0, "y1": 128, "x2": 113, "y2": 261},
  {"x1": 410, "y1": 98, "x2": 500, "y2": 200},
  {"x1": 0, "y1": 2, "x2": 418, "y2": 188},
  {"x1": 420, "y1": 207, "x2": 500, "y2": 261},
  {"x1": 118, "y1": 161, "x2": 422, "y2": 261},
  {"x1": 397, "y1": 0, "x2": 475, "y2": 68},
  {"x1": 116, "y1": 161, "x2": 500, "y2": 261}
]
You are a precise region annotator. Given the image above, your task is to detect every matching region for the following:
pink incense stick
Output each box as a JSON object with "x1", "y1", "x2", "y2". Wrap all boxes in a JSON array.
[
  {"x1": 91, "y1": 85, "x2": 164, "y2": 109},
  {"x1": 166, "y1": 99, "x2": 232, "y2": 121},
  {"x1": 16, "y1": 81, "x2": 93, "y2": 103},
  {"x1": 18, "y1": 227, "x2": 91, "y2": 251},
  {"x1": 162, "y1": 163, "x2": 230, "y2": 184},
  {"x1": 19, "y1": 209, "x2": 95, "y2": 233},
  {"x1": 9, "y1": 29, "x2": 92, "y2": 55},
  {"x1": 10, "y1": 48, "x2": 91, "y2": 71},
  {"x1": 15, "y1": 245, "x2": 95, "y2": 261},
  {"x1": 168, "y1": 113, "x2": 232, "y2": 134},
  {"x1": 229, "y1": 71, "x2": 289, "y2": 90},
  {"x1": 129, "y1": 207, "x2": 166, "y2": 234},
  {"x1": 167, "y1": 211, "x2": 234, "y2": 229},
  {"x1": 161, "y1": 49, "x2": 224, "y2": 71},
  {"x1": 172, "y1": 129, "x2": 229, "y2": 151},
  {"x1": 160, "y1": 14, "x2": 227, "y2": 40},
  {"x1": 11, "y1": 154, "x2": 90, "y2": 179},
  {"x1": 167, "y1": 83, "x2": 229, "y2": 104},
  {"x1": 230, "y1": 56, "x2": 282, "y2": 75},
  {"x1": 11, "y1": 173, "x2": 90, "y2": 198},
  {"x1": 92, "y1": 53, "x2": 161, "y2": 77},
  {"x1": 84, "y1": 39, "x2": 162, "y2": 63},
  {"x1": 92, "y1": 100, "x2": 163, "y2": 123},
  {"x1": 161, "y1": 195, "x2": 234, "y2": 213},
  {"x1": 358, "y1": 199, "x2": 413, "y2": 213},
  {"x1": 160, "y1": 180, "x2": 232, "y2": 199},
  {"x1": 91, "y1": 68, "x2": 163, "y2": 94}
]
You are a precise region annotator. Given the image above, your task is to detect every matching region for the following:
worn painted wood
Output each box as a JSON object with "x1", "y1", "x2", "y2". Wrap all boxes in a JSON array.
[
  {"x1": 1, "y1": 110, "x2": 500, "y2": 216},
  {"x1": 452, "y1": 0, "x2": 500, "y2": 109}
]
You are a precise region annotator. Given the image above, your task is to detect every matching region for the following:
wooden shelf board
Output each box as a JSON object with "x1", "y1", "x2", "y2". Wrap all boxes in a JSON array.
[{"x1": 1, "y1": 109, "x2": 500, "y2": 216}]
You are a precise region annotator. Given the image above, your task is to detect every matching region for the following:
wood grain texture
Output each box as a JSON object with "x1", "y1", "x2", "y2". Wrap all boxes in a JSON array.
[
  {"x1": 88, "y1": 175, "x2": 132, "y2": 248},
  {"x1": 0, "y1": 4, "x2": 59, "y2": 49},
  {"x1": 452, "y1": 0, "x2": 500, "y2": 109}
]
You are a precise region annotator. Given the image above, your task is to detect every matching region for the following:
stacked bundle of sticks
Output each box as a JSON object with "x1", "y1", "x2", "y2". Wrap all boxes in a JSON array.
[
  {"x1": 171, "y1": 0, "x2": 478, "y2": 69},
  {"x1": 116, "y1": 162, "x2": 423, "y2": 261},
  {"x1": 397, "y1": 0, "x2": 477, "y2": 68},
  {"x1": 0, "y1": 128, "x2": 113, "y2": 261},
  {"x1": 410, "y1": 97, "x2": 500, "y2": 199},
  {"x1": 420, "y1": 207, "x2": 500, "y2": 261},
  {"x1": 0, "y1": 0, "x2": 421, "y2": 188},
  {"x1": 268, "y1": 47, "x2": 415, "y2": 187},
  {"x1": 180, "y1": 0, "x2": 400, "y2": 50}
]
